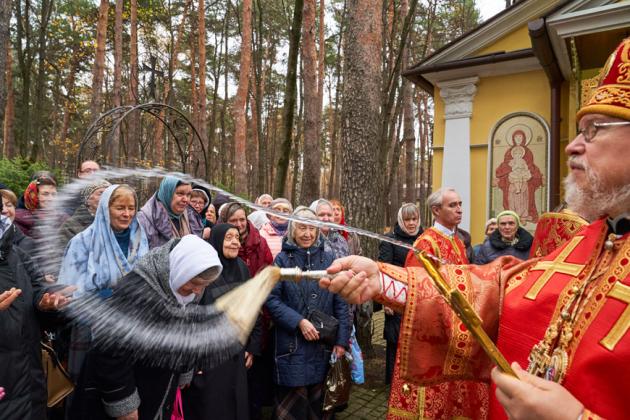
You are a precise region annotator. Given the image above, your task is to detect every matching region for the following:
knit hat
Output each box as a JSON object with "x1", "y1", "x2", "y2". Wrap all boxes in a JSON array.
[
  {"x1": 81, "y1": 180, "x2": 112, "y2": 206},
  {"x1": 577, "y1": 37, "x2": 630, "y2": 121},
  {"x1": 496, "y1": 210, "x2": 521, "y2": 227},
  {"x1": 270, "y1": 198, "x2": 293, "y2": 212}
]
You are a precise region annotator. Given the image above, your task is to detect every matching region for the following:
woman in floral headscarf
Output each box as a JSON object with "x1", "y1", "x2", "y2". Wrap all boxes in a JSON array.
[{"x1": 14, "y1": 175, "x2": 59, "y2": 237}]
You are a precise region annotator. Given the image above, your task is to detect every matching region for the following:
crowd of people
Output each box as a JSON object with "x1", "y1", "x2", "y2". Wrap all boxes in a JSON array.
[
  {"x1": 1, "y1": 37, "x2": 630, "y2": 420},
  {"x1": 0, "y1": 161, "x2": 369, "y2": 420}
]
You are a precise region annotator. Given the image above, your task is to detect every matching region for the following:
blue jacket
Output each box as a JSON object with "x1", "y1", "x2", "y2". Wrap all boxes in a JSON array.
[
  {"x1": 265, "y1": 237, "x2": 350, "y2": 387},
  {"x1": 473, "y1": 227, "x2": 533, "y2": 265}
]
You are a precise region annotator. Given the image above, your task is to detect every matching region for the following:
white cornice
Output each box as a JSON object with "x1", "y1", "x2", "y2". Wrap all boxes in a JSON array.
[
  {"x1": 547, "y1": 2, "x2": 630, "y2": 79},
  {"x1": 423, "y1": 56, "x2": 541, "y2": 85},
  {"x1": 421, "y1": 0, "x2": 565, "y2": 66}
]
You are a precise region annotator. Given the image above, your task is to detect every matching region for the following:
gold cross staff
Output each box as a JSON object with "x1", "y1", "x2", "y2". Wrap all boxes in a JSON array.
[{"x1": 414, "y1": 251, "x2": 517, "y2": 378}]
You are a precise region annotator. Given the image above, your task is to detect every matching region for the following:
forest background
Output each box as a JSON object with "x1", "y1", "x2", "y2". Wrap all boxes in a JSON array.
[{"x1": 0, "y1": 0, "x2": 495, "y2": 255}]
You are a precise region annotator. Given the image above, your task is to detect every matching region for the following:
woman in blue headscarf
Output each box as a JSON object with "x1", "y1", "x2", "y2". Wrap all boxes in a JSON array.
[
  {"x1": 58, "y1": 184, "x2": 149, "y2": 383},
  {"x1": 137, "y1": 176, "x2": 203, "y2": 249}
]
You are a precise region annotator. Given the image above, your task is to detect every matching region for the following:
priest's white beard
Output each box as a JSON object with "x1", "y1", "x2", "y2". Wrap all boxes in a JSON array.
[{"x1": 564, "y1": 159, "x2": 630, "y2": 221}]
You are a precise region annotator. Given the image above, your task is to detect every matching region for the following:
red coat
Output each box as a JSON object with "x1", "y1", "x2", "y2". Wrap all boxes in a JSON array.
[{"x1": 238, "y1": 221, "x2": 273, "y2": 276}]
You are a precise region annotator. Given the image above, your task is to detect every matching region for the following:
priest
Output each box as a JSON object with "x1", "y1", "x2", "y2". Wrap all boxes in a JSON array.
[{"x1": 321, "y1": 37, "x2": 630, "y2": 420}]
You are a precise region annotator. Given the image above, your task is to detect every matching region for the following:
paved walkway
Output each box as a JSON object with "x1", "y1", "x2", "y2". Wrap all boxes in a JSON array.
[{"x1": 337, "y1": 310, "x2": 390, "y2": 419}]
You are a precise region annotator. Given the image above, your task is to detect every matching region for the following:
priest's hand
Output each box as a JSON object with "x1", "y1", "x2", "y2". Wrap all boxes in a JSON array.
[
  {"x1": 0, "y1": 288, "x2": 21, "y2": 310},
  {"x1": 320, "y1": 256, "x2": 380, "y2": 304},
  {"x1": 492, "y1": 362, "x2": 584, "y2": 420}
]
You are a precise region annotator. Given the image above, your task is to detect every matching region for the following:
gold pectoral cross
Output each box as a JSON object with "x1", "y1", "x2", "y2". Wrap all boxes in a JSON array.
[
  {"x1": 525, "y1": 237, "x2": 586, "y2": 300},
  {"x1": 600, "y1": 282, "x2": 630, "y2": 351}
]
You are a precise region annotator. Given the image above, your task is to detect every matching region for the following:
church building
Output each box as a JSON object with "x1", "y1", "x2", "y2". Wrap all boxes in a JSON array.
[{"x1": 403, "y1": 0, "x2": 630, "y2": 244}]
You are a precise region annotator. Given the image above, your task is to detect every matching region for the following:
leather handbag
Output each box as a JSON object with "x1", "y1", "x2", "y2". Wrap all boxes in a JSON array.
[
  {"x1": 307, "y1": 308, "x2": 339, "y2": 347},
  {"x1": 41, "y1": 340, "x2": 74, "y2": 407},
  {"x1": 297, "y1": 276, "x2": 339, "y2": 347}
]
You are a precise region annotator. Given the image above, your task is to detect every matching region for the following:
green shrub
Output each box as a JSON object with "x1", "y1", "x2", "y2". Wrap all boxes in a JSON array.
[{"x1": 0, "y1": 158, "x2": 61, "y2": 195}]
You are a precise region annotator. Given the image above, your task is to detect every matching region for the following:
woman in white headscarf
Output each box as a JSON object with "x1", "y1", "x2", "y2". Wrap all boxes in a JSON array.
[
  {"x1": 68, "y1": 235, "x2": 243, "y2": 420},
  {"x1": 377, "y1": 202, "x2": 423, "y2": 384}
]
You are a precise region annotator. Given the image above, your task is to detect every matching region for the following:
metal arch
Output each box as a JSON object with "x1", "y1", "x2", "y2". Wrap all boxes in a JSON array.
[{"x1": 78, "y1": 103, "x2": 208, "y2": 176}]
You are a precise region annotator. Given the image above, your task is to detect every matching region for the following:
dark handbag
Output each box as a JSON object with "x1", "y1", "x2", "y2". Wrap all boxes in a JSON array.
[
  {"x1": 307, "y1": 308, "x2": 339, "y2": 347},
  {"x1": 297, "y1": 280, "x2": 339, "y2": 347}
]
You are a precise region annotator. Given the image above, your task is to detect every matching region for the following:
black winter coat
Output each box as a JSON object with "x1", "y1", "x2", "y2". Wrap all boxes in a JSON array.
[
  {"x1": 473, "y1": 227, "x2": 533, "y2": 265},
  {"x1": 0, "y1": 226, "x2": 48, "y2": 420},
  {"x1": 377, "y1": 224, "x2": 422, "y2": 343},
  {"x1": 182, "y1": 258, "x2": 256, "y2": 420},
  {"x1": 68, "y1": 271, "x2": 185, "y2": 420}
]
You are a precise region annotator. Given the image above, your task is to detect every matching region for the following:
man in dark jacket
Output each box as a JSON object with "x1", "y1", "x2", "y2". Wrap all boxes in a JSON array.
[{"x1": 473, "y1": 210, "x2": 533, "y2": 264}]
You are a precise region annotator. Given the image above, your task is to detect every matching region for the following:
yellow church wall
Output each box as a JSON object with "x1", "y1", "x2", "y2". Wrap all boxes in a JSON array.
[
  {"x1": 431, "y1": 69, "x2": 552, "y2": 244},
  {"x1": 474, "y1": 25, "x2": 532, "y2": 56}
]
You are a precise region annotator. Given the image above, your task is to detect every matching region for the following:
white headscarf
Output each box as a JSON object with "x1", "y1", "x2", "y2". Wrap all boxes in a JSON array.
[
  {"x1": 397, "y1": 203, "x2": 420, "y2": 236},
  {"x1": 168, "y1": 234, "x2": 222, "y2": 306}
]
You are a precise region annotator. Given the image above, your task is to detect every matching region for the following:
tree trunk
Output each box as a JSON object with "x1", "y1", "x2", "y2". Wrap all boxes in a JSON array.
[
  {"x1": 127, "y1": 0, "x2": 139, "y2": 164},
  {"x1": 254, "y1": 0, "x2": 268, "y2": 195},
  {"x1": 220, "y1": 15, "x2": 229, "y2": 188},
  {"x1": 341, "y1": 0, "x2": 383, "y2": 257},
  {"x1": 208, "y1": 8, "x2": 225, "y2": 182},
  {"x1": 29, "y1": 0, "x2": 53, "y2": 161},
  {"x1": 0, "y1": 0, "x2": 11, "y2": 143},
  {"x1": 15, "y1": 0, "x2": 32, "y2": 157},
  {"x1": 273, "y1": 0, "x2": 304, "y2": 197},
  {"x1": 328, "y1": 1, "x2": 346, "y2": 199},
  {"x1": 232, "y1": 0, "x2": 252, "y2": 196},
  {"x1": 2, "y1": 46, "x2": 14, "y2": 158},
  {"x1": 60, "y1": 20, "x2": 80, "y2": 173},
  {"x1": 299, "y1": 0, "x2": 321, "y2": 204},
  {"x1": 401, "y1": 0, "x2": 415, "y2": 203},
  {"x1": 111, "y1": 0, "x2": 123, "y2": 164},
  {"x1": 89, "y1": 0, "x2": 109, "y2": 124},
  {"x1": 197, "y1": 0, "x2": 208, "y2": 177}
]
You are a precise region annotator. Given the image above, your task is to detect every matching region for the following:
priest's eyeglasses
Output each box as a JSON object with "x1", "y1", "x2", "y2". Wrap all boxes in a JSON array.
[{"x1": 578, "y1": 121, "x2": 630, "y2": 143}]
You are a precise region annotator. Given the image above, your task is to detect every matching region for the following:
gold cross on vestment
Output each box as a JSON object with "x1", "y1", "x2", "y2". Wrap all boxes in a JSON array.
[
  {"x1": 525, "y1": 236, "x2": 586, "y2": 300},
  {"x1": 601, "y1": 282, "x2": 630, "y2": 351}
]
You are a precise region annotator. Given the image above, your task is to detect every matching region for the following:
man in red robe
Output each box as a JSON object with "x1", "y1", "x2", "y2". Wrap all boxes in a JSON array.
[
  {"x1": 404, "y1": 187, "x2": 468, "y2": 268},
  {"x1": 322, "y1": 38, "x2": 630, "y2": 420},
  {"x1": 389, "y1": 187, "x2": 488, "y2": 419}
]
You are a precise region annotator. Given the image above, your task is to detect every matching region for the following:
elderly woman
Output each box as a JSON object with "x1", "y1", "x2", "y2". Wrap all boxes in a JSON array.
[
  {"x1": 329, "y1": 199, "x2": 362, "y2": 255},
  {"x1": 0, "y1": 190, "x2": 16, "y2": 222},
  {"x1": 69, "y1": 235, "x2": 225, "y2": 420},
  {"x1": 248, "y1": 194, "x2": 273, "y2": 230},
  {"x1": 59, "y1": 184, "x2": 150, "y2": 386},
  {"x1": 137, "y1": 176, "x2": 203, "y2": 249},
  {"x1": 265, "y1": 206, "x2": 350, "y2": 419},
  {"x1": 183, "y1": 224, "x2": 259, "y2": 420},
  {"x1": 14, "y1": 175, "x2": 59, "y2": 237},
  {"x1": 58, "y1": 180, "x2": 111, "y2": 246},
  {"x1": 473, "y1": 217, "x2": 498, "y2": 259},
  {"x1": 224, "y1": 202, "x2": 273, "y2": 276},
  {"x1": 473, "y1": 210, "x2": 533, "y2": 264},
  {"x1": 377, "y1": 202, "x2": 423, "y2": 384},
  {"x1": 259, "y1": 198, "x2": 293, "y2": 259},
  {"x1": 310, "y1": 199, "x2": 349, "y2": 259}
]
